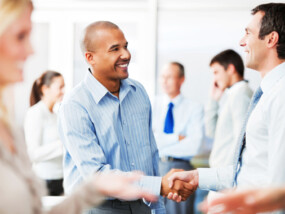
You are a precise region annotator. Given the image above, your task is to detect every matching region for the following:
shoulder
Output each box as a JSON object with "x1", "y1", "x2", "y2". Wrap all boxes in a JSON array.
[
  {"x1": 61, "y1": 82, "x2": 93, "y2": 108},
  {"x1": 127, "y1": 78, "x2": 145, "y2": 91},
  {"x1": 126, "y1": 78, "x2": 149, "y2": 99},
  {"x1": 152, "y1": 94, "x2": 165, "y2": 109},
  {"x1": 230, "y1": 82, "x2": 253, "y2": 100},
  {"x1": 181, "y1": 96, "x2": 203, "y2": 111},
  {"x1": 264, "y1": 75, "x2": 285, "y2": 106},
  {"x1": 26, "y1": 102, "x2": 45, "y2": 119}
]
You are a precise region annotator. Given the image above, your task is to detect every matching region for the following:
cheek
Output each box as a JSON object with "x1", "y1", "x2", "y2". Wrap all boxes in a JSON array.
[{"x1": 1, "y1": 41, "x2": 21, "y2": 59}]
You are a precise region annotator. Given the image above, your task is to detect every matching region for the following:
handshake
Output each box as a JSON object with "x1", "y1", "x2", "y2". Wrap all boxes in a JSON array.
[{"x1": 160, "y1": 169, "x2": 199, "y2": 202}]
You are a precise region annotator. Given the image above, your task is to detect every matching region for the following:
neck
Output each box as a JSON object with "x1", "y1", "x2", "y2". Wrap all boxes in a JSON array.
[
  {"x1": 229, "y1": 75, "x2": 243, "y2": 87},
  {"x1": 259, "y1": 58, "x2": 285, "y2": 78},
  {"x1": 168, "y1": 92, "x2": 180, "y2": 100},
  {"x1": 91, "y1": 68, "x2": 121, "y2": 98},
  {"x1": 41, "y1": 98, "x2": 55, "y2": 112}
]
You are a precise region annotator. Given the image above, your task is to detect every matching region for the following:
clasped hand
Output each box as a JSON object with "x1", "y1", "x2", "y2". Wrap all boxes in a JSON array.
[{"x1": 161, "y1": 169, "x2": 198, "y2": 203}]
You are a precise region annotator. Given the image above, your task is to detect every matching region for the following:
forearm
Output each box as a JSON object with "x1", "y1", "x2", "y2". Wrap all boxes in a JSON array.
[
  {"x1": 198, "y1": 166, "x2": 234, "y2": 191},
  {"x1": 28, "y1": 140, "x2": 62, "y2": 162},
  {"x1": 154, "y1": 132, "x2": 179, "y2": 150},
  {"x1": 163, "y1": 137, "x2": 202, "y2": 158},
  {"x1": 47, "y1": 175, "x2": 105, "y2": 214}
]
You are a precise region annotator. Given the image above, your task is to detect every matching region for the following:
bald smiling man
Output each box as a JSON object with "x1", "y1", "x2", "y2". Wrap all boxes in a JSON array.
[{"x1": 58, "y1": 21, "x2": 195, "y2": 214}]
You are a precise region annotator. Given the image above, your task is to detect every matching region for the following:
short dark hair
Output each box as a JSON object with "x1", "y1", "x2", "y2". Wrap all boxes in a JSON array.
[
  {"x1": 252, "y1": 3, "x2": 285, "y2": 59},
  {"x1": 170, "y1": 61, "x2": 185, "y2": 77},
  {"x1": 210, "y1": 49, "x2": 244, "y2": 77}
]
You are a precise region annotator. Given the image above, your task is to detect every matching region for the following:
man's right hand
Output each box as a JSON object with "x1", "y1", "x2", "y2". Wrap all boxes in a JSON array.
[
  {"x1": 211, "y1": 81, "x2": 224, "y2": 101},
  {"x1": 161, "y1": 169, "x2": 197, "y2": 202},
  {"x1": 166, "y1": 169, "x2": 199, "y2": 202}
]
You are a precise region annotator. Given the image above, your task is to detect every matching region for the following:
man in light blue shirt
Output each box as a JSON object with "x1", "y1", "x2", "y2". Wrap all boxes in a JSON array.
[
  {"x1": 58, "y1": 21, "x2": 194, "y2": 214},
  {"x1": 152, "y1": 62, "x2": 204, "y2": 214}
]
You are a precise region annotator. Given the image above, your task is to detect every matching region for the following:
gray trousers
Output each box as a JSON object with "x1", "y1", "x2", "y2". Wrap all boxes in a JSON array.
[
  {"x1": 159, "y1": 159, "x2": 195, "y2": 214},
  {"x1": 85, "y1": 199, "x2": 151, "y2": 214}
]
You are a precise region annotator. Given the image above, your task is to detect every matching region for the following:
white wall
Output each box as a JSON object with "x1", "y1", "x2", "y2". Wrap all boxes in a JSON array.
[{"x1": 13, "y1": 0, "x2": 284, "y2": 125}]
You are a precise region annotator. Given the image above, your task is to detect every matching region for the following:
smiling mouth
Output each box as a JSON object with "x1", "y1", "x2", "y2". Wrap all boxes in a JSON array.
[{"x1": 117, "y1": 64, "x2": 128, "y2": 68}]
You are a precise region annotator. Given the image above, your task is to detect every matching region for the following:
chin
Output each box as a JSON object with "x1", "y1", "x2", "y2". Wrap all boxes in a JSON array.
[{"x1": 120, "y1": 73, "x2": 129, "y2": 80}]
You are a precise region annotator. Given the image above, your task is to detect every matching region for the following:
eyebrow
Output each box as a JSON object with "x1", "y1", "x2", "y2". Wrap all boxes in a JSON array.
[{"x1": 109, "y1": 42, "x2": 128, "y2": 50}]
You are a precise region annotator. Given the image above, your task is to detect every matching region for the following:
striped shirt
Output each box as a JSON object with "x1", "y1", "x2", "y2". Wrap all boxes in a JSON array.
[{"x1": 58, "y1": 70, "x2": 165, "y2": 213}]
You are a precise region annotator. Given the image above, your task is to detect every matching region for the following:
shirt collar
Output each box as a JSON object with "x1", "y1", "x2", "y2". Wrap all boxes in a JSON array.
[
  {"x1": 260, "y1": 62, "x2": 285, "y2": 94},
  {"x1": 227, "y1": 80, "x2": 247, "y2": 94},
  {"x1": 83, "y1": 69, "x2": 136, "y2": 104},
  {"x1": 163, "y1": 93, "x2": 183, "y2": 106}
]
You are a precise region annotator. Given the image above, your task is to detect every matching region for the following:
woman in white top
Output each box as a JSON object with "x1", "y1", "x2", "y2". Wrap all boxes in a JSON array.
[
  {"x1": 25, "y1": 71, "x2": 65, "y2": 196},
  {"x1": 0, "y1": 0, "x2": 156, "y2": 213}
]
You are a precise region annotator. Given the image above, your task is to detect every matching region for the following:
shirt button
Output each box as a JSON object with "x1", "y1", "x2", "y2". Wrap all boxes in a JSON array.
[{"x1": 131, "y1": 163, "x2": 135, "y2": 166}]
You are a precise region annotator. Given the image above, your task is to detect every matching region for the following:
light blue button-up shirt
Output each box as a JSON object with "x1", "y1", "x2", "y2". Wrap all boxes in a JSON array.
[{"x1": 58, "y1": 71, "x2": 165, "y2": 213}]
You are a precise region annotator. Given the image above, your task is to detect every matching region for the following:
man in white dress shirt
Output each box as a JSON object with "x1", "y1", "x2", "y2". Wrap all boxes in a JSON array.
[
  {"x1": 152, "y1": 62, "x2": 204, "y2": 214},
  {"x1": 167, "y1": 3, "x2": 285, "y2": 214},
  {"x1": 206, "y1": 49, "x2": 253, "y2": 168}
]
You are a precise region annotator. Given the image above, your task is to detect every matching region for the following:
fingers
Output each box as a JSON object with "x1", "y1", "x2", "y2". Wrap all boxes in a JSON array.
[
  {"x1": 167, "y1": 171, "x2": 189, "y2": 188},
  {"x1": 166, "y1": 180, "x2": 196, "y2": 202},
  {"x1": 167, "y1": 192, "x2": 182, "y2": 203}
]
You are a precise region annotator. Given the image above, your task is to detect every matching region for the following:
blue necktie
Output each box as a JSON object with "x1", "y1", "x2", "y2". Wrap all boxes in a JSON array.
[
  {"x1": 233, "y1": 87, "x2": 263, "y2": 185},
  {"x1": 164, "y1": 102, "x2": 174, "y2": 134}
]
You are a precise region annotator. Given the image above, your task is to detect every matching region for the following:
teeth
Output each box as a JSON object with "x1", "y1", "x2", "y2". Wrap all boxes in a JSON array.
[{"x1": 118, "y1": 64, "x2": 128, "y2": 68}]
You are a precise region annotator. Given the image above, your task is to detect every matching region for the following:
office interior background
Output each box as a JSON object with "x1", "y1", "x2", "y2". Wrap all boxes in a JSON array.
[{"x1": 6, "y1": 0, "x2": 284, "y2": 127}]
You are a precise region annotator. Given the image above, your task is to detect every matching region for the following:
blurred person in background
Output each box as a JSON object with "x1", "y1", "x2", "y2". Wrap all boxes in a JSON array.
[
  {"x1": 152, "y1": 62, "x2": 204, "y2": 214},
  {"x1": 205, "y1": 50, "x2": 252, "y2": 202},
  {"x1": 24, "y1": 70, "x2": 65, "y2": 196},
  {"x1": 206, "y1": 49, "x2": 252, "y2": 168},
  {"x1": 200, "y1": 186, "x2": 285, "y2": 214},
  {"x1": 0, "y1": 0, "x2": 156, "y2": 213}
]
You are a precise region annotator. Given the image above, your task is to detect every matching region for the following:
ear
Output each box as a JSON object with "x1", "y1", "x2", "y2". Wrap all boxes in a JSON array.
[
  {"x1": 179, "y1": 76, "x2": 185, "y2": 85},
  {"x1": 85, "y1": 52, "x2": 96, "y2": 65},
  {"x1": 41, "y1": 85, "x2": 48, "y2": 96},
  {"x1": 227, "y1": 64, "x2": 235, "y2": 75},
  {"x1": 267, "y1": 31, "x2": 279, "y2": 48}
]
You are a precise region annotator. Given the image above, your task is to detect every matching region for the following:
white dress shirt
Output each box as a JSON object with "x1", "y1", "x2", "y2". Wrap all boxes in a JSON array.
[
  {"x1": 205, "y1": 81, "x2": 253, "y2": 167},
  {"x1": 199, "y1": 62, "x2": 285, "y2": 193},
  {"x1": 152, "y1": 94, "x2": 204, "y2": 160},
  {"x1": 24, "y1": 101, "x2": 63, "y2": 180}
]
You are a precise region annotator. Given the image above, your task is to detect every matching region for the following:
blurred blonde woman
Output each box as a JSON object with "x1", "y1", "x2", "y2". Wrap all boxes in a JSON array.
[
  {"x1": 25, "y1": 71, "x2": 65, "y2": 196},
  {"x1": 0, "y1": 0, "x2": 155, "y2": 213}
]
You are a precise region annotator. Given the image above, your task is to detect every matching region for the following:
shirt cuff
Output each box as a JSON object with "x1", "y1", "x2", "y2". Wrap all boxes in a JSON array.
[
  {"x1": 198, "y1": 168, "x2": 218, "y2": 191},
  {"x1": 139, "y1": 176, "x2": 162, "y2": 196}
]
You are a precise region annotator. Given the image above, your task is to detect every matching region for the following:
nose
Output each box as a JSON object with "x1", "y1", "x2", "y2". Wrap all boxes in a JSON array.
[
  {"x1": 121, "y1": 48, "x2": 131, "y2": 60},
  {"x1": 240, "y1": 35, "x2": 246, "y2": 47}
]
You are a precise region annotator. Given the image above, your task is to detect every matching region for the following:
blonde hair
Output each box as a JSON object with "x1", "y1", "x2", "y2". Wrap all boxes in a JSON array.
[
  {"x1": 0, "y1": 0, "x2": 32, "y2": 126},
  {"x1": 0, "y1": 0, "x2": 32, "y2": 36}
]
